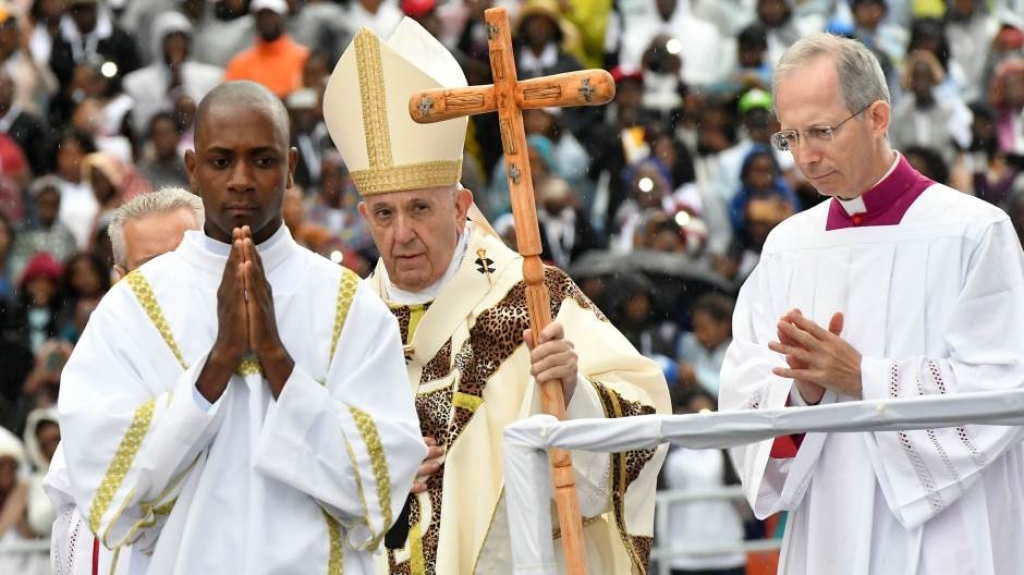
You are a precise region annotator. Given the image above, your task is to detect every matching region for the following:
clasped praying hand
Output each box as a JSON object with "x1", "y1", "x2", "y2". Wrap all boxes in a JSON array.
[
  {"x1": 768, "y1": 309, "x2": 863, "y2": 404},
  {"x1": 197, "y1": 225, "x2": 294, "y2": 402}
]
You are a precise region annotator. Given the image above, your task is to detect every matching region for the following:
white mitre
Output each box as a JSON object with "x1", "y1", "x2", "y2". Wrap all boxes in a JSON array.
[{"x1": 323, "y1": 18, "x2": 469, "y2": 196}]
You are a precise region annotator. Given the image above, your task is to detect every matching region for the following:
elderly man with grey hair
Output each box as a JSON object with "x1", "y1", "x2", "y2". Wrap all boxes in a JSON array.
[
  {"x1": 107, "y1": 187, "x2": 205, "y2": 279},
  {"x1": 42, "y1": 187, "x2": 203, "y2": 575},
  {"x1": 720, "y1": 32, "x2": 1024, "y2": 575}
]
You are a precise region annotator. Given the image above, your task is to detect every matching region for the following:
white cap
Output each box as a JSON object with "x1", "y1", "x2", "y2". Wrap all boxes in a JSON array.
[
  {"x1": 323, "y1": 18, "x2": 468, "y2": 196},
  {"x1": 0, "y1": 427, "x2": 24, "y2": 466},
  {"x1": 285, "y1": 88, "x2": 318, "y2": 110},
  {"x1": 250, "y1": 0, "x2": 288, "y2": 15}
]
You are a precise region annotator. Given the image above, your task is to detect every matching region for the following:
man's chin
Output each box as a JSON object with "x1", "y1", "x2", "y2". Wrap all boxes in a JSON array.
[
  {"x1": 224, "y1": 213, "x2": 269, "y2": 234},
  {"x1": 389, "y1": 266, "x2": 432, "y2": 292},
  {"x1": 391, "y1": 278, "x2": 430, "y2": 292}
]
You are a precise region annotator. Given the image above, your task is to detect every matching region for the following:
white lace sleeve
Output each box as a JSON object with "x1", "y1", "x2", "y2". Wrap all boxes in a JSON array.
[{"x1": 50, "y1": 506, "x2": 87, "y2": 575}]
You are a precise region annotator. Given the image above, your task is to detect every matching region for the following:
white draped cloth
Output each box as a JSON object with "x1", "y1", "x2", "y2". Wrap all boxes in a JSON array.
[
  {"x1": 720, "y1": 184, "x2": 1024, "y2": 575},
  {"x1": 502, "y1": 389, "x2": 1024, "y2": 575},
  {"x1": 56, "y1": 226, "x2": 425, "y2": 574}
]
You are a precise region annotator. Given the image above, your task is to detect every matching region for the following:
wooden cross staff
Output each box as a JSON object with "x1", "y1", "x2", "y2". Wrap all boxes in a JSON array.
[{"x1": 408, "y1": 8, "x2": 614, "y2": 575}]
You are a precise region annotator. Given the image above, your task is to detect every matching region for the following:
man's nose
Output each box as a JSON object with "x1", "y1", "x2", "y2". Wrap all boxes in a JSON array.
[
  {"x1": 393, "y1": 213, "x2": 416, "y2": 244},
  {"x1": 792, "y1": 142, "x2": 821, "y2": 170},
  {"x1": 227, "y1": 161, "x2": 255, "y2": 192}
]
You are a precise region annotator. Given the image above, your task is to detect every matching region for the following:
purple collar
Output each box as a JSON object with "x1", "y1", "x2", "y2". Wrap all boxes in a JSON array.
[{"x1": 825, "y1": 154, "x2": 934, "y2": 230}]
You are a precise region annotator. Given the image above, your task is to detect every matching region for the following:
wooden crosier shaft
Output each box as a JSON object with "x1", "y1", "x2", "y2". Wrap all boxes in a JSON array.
[
  {"x1": 408, "y1": 71, "x2": 615, "y2": 124},
  {"x1": 407, "y1": 9, "x2": 614, "y2": 571},
  {"x1": 484, "y1": 9, "x2": 587, "y2": 575}
]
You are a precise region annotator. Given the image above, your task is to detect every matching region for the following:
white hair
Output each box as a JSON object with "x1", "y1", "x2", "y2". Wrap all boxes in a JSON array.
[{"x1": 108, "y1": 187, "x2": 205, "y2": 269}]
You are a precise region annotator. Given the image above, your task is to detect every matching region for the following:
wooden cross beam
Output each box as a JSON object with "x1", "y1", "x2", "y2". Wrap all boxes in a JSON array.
[{"x1": 408, "y1": 8, "x2": 614, "y2": 575}]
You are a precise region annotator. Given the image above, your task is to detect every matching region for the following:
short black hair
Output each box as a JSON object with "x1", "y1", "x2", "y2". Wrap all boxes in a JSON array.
[
  {"x1": 851, "y1": 0, "x2": 887, "y2": 8},
  {"x1": 902, "y1": 145, "x2": 949, "y2": 185},
  {"x1": 692, "y1": 293, "x2": 735, "y2": 324},
  {"x1": 148, "y1": 111, "x2": 182, "y2": 138},
  {"x1": 738, "y1": 23, "x2": 768, "y2": 50},
  {"x1": 670, "y1": 384, "x2": 716, "y2": 412},
  {"x1": 194, "y1": 81, "x2": 290, "y2": 145},
  {"x1": 57, "y1": 128, "x2": 99, "y2": 155}
]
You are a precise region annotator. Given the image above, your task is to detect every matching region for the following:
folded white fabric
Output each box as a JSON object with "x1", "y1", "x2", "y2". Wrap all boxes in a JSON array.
[{"x1": 503, "y1": 388, "x2": 1024, "y2": 574}]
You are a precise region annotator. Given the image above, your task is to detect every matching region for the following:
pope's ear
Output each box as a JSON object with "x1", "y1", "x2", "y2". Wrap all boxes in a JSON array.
[
  {"x1": 112, "y1": 265, "x2": 127, "y2": 282},
  {"x1": 455, "y1": 187, "x2": 474, "y2": 217}
]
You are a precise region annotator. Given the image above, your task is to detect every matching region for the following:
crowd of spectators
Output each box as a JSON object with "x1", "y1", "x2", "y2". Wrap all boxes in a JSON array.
[{"x1": 0, "y1": 0, "x2": 1022, "y2": 571}]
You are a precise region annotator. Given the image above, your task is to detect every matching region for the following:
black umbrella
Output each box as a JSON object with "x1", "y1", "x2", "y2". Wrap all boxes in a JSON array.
[{"x1": 568, "y1": 249, "x2": 737, "y2": 323}]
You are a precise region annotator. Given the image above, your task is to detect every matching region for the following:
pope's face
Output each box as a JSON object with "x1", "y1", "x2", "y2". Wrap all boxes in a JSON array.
[
  {"x1": 360, "y1": 186, "x2": 473, "y2": 292},
  {"x1": 185, "y1": 103, "x2": 295, "y2": 244},
  {"x1": 774, "y1": 55, "x2": 889, "y2": 200}
]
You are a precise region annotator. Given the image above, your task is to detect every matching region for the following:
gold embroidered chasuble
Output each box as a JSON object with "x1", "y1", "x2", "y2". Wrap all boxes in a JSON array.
[{"x1": 368, "y1": 225, "x2": 671, "y2": 574}]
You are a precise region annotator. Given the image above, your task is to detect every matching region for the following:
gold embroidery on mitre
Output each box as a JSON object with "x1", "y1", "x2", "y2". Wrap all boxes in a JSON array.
[
  {"x1": 349, "y1": 406, "x2": 393, "y2": 550},
  {"x1": 351, "y1": 159, "x2": 463, "y2": 196},
  {"x1": 89, "y1": 399, "x2": 156, "y2": 533},
  {"x1": 322, "y1": 509, "x2": 344, "y2": 574},
  {"x1": 125, "y1": 271, "x2": 187, "y2": 369},
  {"x1": 330, "y1": 268, "x2": 361, "y2": 361},
  {"x1": 355, "y1": 30, "x2": 392, "y2": 171}
]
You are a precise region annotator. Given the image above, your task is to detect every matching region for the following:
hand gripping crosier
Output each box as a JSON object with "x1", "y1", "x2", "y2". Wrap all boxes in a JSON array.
[{"x1": 407, "y1": 8, "x2": 615, "y2": 574}]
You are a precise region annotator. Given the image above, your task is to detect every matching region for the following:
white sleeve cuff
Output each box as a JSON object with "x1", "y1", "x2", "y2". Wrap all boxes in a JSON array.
[
  {"x1": 185, "y1": 352, "x2": 226, "y2": 416},
  {"x1": 565, "y1": 376, "x2": 611, "y2": 517},
  {"x1": 860, "y1": 355, "x2": 892, "y2": 401},
  {"x1": 565, "y1": 374, "x2": 604, "y2": 419},
  {"x1": 192, "y1": 385, "x2": 213, "y2": 412},
  {"x1": 788, "y1": 384, "x2": 837, "y2": 407},
  {"x1": 788, "y1": 384, "x2": 811, "y2": 406}
]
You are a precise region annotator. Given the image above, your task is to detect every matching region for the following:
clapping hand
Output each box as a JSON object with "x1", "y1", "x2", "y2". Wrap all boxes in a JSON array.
[{"x1": 768, "y1": 309, "x2": 862, "y2": 402}]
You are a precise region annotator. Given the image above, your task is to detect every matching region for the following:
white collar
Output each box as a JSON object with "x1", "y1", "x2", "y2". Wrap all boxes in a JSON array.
[
  {"x1": 520, "y1": 43, "x2": 559, "y2": 73},
  {"x1": 60, "y1": 10, "x2": 113, "y2": 62},
  {"x1": 181, "y1": 223, "x2": 295, "y2": 276},
  {"x1": 381, "y1": 225, "x2": 473, "y2": 305},
  {"x1": 837, "y1": 151, "x2": 900, "y2": 215}
]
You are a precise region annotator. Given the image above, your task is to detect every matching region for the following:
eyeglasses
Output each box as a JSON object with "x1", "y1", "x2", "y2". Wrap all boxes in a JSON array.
[{"x1": 770, "y1": 104, "x2": 872, "y2": 152}]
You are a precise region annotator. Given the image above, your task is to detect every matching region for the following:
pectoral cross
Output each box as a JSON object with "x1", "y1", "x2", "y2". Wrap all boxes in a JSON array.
[{"x1": 407, "y1": 9, "x2": 615, "y2": 574}]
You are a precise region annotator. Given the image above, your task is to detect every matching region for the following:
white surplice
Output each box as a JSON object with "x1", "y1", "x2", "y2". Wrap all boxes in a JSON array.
[
  {"x1": 720, "y1": 184, "x2": 1024, "y2": 575},
  {"x1": 57, "y1": 226, "x2": 425, "y2": 575}
]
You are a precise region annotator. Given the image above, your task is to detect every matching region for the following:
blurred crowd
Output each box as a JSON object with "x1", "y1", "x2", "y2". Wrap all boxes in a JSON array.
[{"x1": 0, "y1": 0, "x2": 1022, "y2": 572}]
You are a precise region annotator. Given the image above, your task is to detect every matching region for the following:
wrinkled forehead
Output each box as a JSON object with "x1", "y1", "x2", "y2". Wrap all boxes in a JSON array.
[
  {"x1": 361, "y1": 186, "x2": 455, "y2": 207},
  {"x1": 775, "y1": 58, "x2": 844, "y2": 126}
]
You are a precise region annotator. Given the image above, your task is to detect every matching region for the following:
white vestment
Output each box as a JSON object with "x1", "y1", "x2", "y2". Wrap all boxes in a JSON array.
[
  {"x1": 46, "y1": 446, "x2": 132, "y2": 575},
  {"x1": 721, "y1": 182, "x2": 1024, "y2": 575},
  {"x1": 57, "y1": 226, "x2": 425, "y2": 575}
]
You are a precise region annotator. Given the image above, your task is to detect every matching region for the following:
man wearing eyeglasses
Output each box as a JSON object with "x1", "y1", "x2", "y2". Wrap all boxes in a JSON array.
[{"x1": 720, "y1": 33, "x2": 1024, "y2": 575}]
